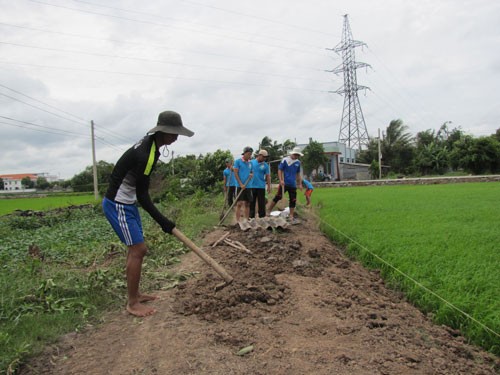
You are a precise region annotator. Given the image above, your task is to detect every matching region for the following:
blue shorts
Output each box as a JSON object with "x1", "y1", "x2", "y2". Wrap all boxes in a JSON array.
[{"x1": 102, "y1": 197, "x2": 144, "y2": 246}]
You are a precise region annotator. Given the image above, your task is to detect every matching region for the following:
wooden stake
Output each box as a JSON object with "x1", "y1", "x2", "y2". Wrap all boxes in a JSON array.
[
  {"x1": 212, "y1": 232, "x2": 230, "y2": 248},
  {"x1": 224, "y1": 238, "x2": 253, "y2": 255}
]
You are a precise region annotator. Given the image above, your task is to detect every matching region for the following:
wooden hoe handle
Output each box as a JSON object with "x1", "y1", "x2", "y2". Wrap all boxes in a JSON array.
[
  {"x1": 218, "y1": 174, "x2": 252, "y2": 225},
  {"x1": 172, "y1": 228, "x2": 234, "y2": 283}
]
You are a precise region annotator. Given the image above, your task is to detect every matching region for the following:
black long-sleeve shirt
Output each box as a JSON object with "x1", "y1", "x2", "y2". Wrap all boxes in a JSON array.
[{"x1": 105, "y1": 135, "x2": 171, "y2": 229}]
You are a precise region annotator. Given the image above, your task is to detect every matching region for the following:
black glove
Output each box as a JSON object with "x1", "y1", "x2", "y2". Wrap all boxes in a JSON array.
[{"x1": 161, "y1": 218, "x2": 176, "y2": 234}]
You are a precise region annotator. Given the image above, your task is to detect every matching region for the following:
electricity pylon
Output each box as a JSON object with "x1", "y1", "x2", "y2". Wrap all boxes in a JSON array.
[{"x1": 327, "y1": 14, "x2": 370, "y2": 151}]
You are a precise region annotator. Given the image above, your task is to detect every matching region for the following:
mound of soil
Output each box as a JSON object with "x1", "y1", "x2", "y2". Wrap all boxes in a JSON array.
[{"x1": 20, "y1": 213, "x2": 499, "y2": 374}]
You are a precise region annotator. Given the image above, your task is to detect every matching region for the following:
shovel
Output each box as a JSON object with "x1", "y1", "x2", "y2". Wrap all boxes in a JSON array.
[
  {"x1": 218, "y1": 175, "x2": 252, "y2": 226},
  {"x1": 172, "y1": 228, "x2": 233, "y2": 285},
  {"x1": 219, "y1": 169, "x2": 232, "y2": 220},
  {"x1": 219, "y1": 193, "x2": 228, "y2": 220}
]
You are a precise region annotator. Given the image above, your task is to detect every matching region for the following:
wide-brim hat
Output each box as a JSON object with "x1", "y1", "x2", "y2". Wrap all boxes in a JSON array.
[
  {"x1": 289, "y1": 146, "x2": 303, "y2": 157},
  {"x1": 147, "y1": 111, "x2": 194, "y2": 137}
]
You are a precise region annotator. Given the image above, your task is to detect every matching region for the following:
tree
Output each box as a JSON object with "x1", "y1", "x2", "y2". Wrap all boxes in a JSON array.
[
  {"x1": 36, "y1": 176, "x2": 50, "y2": 190},
  {"x1": 95, "y1": 161, "x2": 115, "y2": 187},
  {"x1": 493, "y1": 128, "x2": 500, "y2": 142},
  {"x1": 192, "y1": 149, "x2": 233, "y2": 191},
  {"x1": 381, "y1": 119, "x2": 414, "y2": 174},
  {"x1": 359, "y1": 120, "x2": 414, "y2": 175},
  {"x1": 369, "y1": 160, "x2": 380, "y2": 179},
  {"x1": 438, "y1": 123, "x2": 464, "y2": 150},
  {"x1": 414, "y1": 142, "x2": 449, "y2": 175},
  {"x1": 70, "y1": 160, "x2": 115, "y2": 192},
  {"x1": 257, "y1": 136, "x2": 295, "y2": 180},
  {"x1": 71, "y1": 169, "x2": 93, "y2": 192},
  {"x1": 415, "y1": 129, "x2": 435, "y2": 150},
  {"x1": 151, "y1": 150, "x2": 233, "y2": 200},
  {"x1": 21, "y1": 176, "x2": 35, "y2": 189},
  {"x1": 468, "y1": 137, "x2": 500, "y2": 174},
  {"x1": 414, "y1": 123, "x2": 469, "y2": 175},
  {"x1": 357, "y1": 137, "x2": 379, "y2": 165},
  {"x1": 449, "y1": 135, "x2": 500, "y2": 174},
  {"x1": 385, "y1": 119, "x2": 413, "y2": 147},
  {"x1": 281, "y1": 139, "x2": 296, "y2": 155},
  {"x1": 302, "y1": 139, "x2": 328, "y2": 178},
  {"x1": 449, "y1": 135, "x2": 474, "y2": 172}
]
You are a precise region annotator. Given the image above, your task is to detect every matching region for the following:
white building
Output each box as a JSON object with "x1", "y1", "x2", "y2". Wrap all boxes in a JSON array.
[
  {"x1": 1, "y1": 173, "x2": 39, "y2": 191},
  {"x1": 295, "y1": 141, "x2": 360, "y2": 181}
]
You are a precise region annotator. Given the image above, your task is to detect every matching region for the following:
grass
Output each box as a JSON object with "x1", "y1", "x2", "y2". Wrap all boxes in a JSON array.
[
  {"x1": 0, "y1": 194, "x2": 97, "y2": 216},
  {"x1": 0, "y1": 191, "x2": 223, "y2": 374},
  {"x1": 312, "y1": 182, "x2": 500, "y2": 355}
]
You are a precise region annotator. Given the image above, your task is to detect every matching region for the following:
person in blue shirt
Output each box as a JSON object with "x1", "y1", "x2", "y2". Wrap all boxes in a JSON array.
[
  {"x1": 267, "y1": 147, "x2": 303, "y2": 222},
  {"x1": 302, "y1": 178, "x2": 314, "y2": 207},
  {"x1": 222, "y1": 159, "x2": 236, "y2": 207},
  {"x1": 233, "y1": 146, "x2": 253, "y2": 222},
  {"x1": 249, "y1": 149, "x2": 271, "y2": 218}
]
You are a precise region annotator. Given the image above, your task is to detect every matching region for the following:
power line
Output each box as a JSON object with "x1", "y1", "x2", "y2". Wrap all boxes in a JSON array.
[
  {"x1": 178, "y1": 0, "x2": 340, "y2": 38},
  {"x1": 0, "y1": 81, "x2": 137, "y2": 145},
  {"x1": 0, "y1": 22, "x2": 324, "y2": 73},
  {"x1": 0, "y1": 82, "x2": 87, "y2": 123},
  {"x1": 0, "y1": 60, "x2": 331, "y2": 93},
  {"x1": 365, "y1": 48, "x2": 439, "y2": 128},
  {"x1": 0, "y1": 115, "x2": 125, "y2": 150},
  {"x1": 69, "y1": 0, "x2": 329, "y2": 51},
  {"x1": 0, "y1": 119, "x2": 88, "y2": 138},
  {"x1": 0, "y1": 41, "x2": 329, "y2": 84},
  {"x1": 0, "y1": 92, "x2": 88, "y2": 126},
  {"x1": 92, "y1": 124, "x2": 137, "y2": 146},
  {"x1": 27, "y1": 0, "x2": 328, "y2": 56},
  {"x1": 93, "y1": 136, "x2": 126, "y2": 153},
  {"x1": 0, "y1": 82, "x2": 171, "y2": 149}
]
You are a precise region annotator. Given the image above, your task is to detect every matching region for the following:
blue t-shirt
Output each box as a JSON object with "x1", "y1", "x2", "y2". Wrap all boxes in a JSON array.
[
  {"x1": 278, "y1": 156, "x2": 301, "y2": 188},
  {"x1": 223, "y1": 167, "x2": 237, "y2": 187},
  {"x1": 302, "y1": 179, "x2": 313, "y2": 190},
  {"x1": 249, "y1": 159, "x2": 270, "y2": 189},
  {"x1": 233, "y1": 157, "x2": 253, "y2": 186}
]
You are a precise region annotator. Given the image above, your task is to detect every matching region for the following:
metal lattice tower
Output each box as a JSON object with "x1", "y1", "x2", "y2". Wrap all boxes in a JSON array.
[{"x1": 327, "y1": 14, "x2": 370, "y2": 150}]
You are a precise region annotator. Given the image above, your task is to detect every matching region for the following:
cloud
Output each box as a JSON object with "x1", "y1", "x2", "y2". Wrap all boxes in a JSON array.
[{"x1": 1, "y1": 0, "x2": 500, "y2": 178}]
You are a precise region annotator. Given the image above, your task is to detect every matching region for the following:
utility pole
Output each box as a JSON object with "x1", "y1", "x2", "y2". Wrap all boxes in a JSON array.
[
  {"x1": 327, "y1": 14, "x2": 370, "y2": 151},
  {"x1": 378, "y1": 128, "x2": 382, "y2": 179},
  {"x1": 171, "y1": 150, "x2": 175, "y2": 176},
  {"x1": 90, "y1": 120, "x2": 99, "y2": 200}
]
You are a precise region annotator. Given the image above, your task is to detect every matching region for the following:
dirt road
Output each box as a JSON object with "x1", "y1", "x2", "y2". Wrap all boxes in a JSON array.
[{"x1": 21, "y1": 214, "x2": 499, "y2": 374}]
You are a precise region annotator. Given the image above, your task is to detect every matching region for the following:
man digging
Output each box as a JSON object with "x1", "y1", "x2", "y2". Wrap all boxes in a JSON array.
[
  {"x1": 102, "y1": 110, "x2": 194, "y2": 317},
  {"x1": 267, "y1": 147, "x2": 303, "y2": 224}
]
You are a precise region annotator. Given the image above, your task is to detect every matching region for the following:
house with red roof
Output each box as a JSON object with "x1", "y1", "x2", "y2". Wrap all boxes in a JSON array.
[{"x1": 0, "y1": 173, "x2": 39, "y2": 191}]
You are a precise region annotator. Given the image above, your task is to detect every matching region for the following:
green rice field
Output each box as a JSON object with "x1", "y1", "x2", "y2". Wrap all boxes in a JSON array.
[
  {"x1": 313, "y1": 182, "x2": 500, "y2": 354},
  {"x1": 0, "y1": 194, "x2": 97, "y2": 216}
]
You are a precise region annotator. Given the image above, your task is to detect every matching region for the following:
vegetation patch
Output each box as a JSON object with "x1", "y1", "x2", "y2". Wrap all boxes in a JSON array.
[
  {"x1": 0, "y1": 194, "x2": 97, "y2": 216},
  {"x1": 0, "y1": 193, "x2": 221, "y2": 373},
  {"x1": 315, "y1": 182, "x2": 500, "y2": 355}
]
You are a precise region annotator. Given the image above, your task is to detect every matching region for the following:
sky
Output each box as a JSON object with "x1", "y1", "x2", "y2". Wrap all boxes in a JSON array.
[{"x1": 1, "y1": 0, "x2": 499, "y2": 179}]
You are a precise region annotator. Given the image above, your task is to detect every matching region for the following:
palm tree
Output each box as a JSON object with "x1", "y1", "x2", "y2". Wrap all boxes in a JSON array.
[
  {"x1": 382, "y1": 119, "x2": 414, "y2": 173},
  {"x1": 384, "y1": 119, "x2": 412, "y2": 148}
]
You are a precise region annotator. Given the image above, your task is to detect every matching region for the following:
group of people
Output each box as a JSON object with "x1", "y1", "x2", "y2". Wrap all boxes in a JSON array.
[
  {"x1": 223, "y1": 146, "x2": 314, "y2": 224},
  {"x1": 101, "y1": 110, "x2": 314, "y2": 317}
]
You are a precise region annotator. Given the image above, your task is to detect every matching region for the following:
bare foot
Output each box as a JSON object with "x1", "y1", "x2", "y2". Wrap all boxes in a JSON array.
[
  {"x1": 126, "y1": 302, "x2": 157, "y2": 317},
  {"x1": 139, "y1": 293, "x2": 158, "y2": 303}
]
